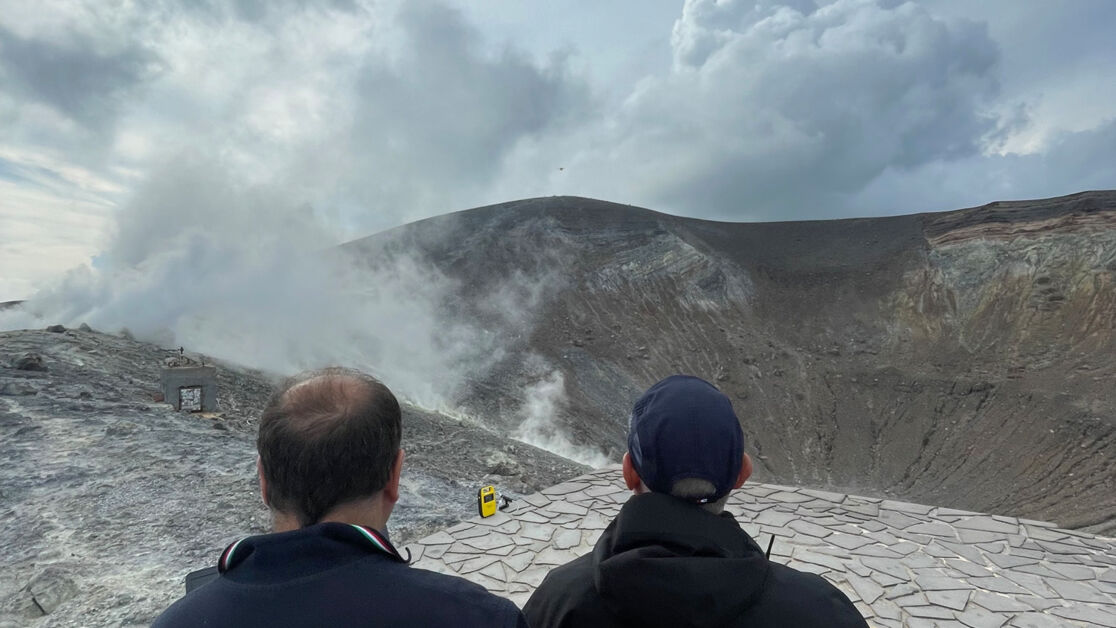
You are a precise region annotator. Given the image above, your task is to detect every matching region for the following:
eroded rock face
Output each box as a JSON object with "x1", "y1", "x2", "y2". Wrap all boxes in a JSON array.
[{"x1": 350, "y1": 191, "x2": 1116, "y2": 534}]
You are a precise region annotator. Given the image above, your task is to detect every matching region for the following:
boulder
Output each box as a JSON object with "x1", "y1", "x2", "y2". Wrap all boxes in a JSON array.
[
  {"x1": 486, "y1": 451, "x2": 522, "y2": 476},
  {"x1": 105, "y1": 421, "x2": 141, "y2": 437},
  {"x1": 17, "y1": 567, "x2": 78, "y2": 617},
  {"x1": 45, "y1": 325, "x2": 66, "y2": 333},
  {"x1": 12, "y1": 353, "x2": 47, "y2": 372}
]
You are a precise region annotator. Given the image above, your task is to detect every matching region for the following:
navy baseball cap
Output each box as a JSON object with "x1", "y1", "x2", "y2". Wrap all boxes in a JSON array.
[{"x1": 627, "y1": 375, "x2": 744, "y2": 503}]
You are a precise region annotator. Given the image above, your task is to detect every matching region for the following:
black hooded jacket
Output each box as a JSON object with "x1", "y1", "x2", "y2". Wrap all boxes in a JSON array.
[{"x1": 523, "y1": 492, "x2": 868, "y2": 628}]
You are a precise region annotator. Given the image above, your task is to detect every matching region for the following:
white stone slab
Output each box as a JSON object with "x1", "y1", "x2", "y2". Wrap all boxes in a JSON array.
[{"x1": 408, "y1": 473, "x2": 1116, "y2": 627}]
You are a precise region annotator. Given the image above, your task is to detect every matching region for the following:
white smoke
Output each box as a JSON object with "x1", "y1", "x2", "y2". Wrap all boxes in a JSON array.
[
  {"x1": 0, "y1": 152, "x2": 613, "y2": 472},
  {"x1": 0, "y1": 156, "x2": 508, "y2": 412},
  {"x1": 514, "y1": 370, "x2": 610, "y2": 468}
]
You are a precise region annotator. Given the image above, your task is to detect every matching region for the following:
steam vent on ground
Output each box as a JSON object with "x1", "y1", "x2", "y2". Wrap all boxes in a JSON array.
[{"x1": 1, "y1": 191, "x2": 1115, "y2": 626}]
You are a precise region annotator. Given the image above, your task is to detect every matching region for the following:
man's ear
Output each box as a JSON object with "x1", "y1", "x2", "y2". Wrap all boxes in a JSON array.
[
  {"x1": 382, "y1": 449, "x2": 405, "y2": 505},
  {"x1": 621, "y1": 452, "x2": 643, "y2": 492},
  {"x1": 734, "y1": 453, "x2": 753, "y2": 489},
  {"x1": 257, "y1": 456, "x2": 270, "y2": 507}
]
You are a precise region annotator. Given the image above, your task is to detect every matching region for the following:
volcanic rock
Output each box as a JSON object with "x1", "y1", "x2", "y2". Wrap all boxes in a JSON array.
[
  {"x1": 44, "y1": 325, "x2": 65, "y2": 333},
  {"x1": 0, "y1": 382, "x2": 37, "y2": 396},
  {"x1": 21, "y1": 568, "x2": 78, "y2": 616},
  {"x1": 12, "y1": 353, "x2": 46, "y2": 372},
  {"x1": 486, "y1": 451, "x2": 522, "y2": 476}
]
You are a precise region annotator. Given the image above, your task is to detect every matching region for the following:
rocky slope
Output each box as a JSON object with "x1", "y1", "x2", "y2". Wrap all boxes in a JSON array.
[
  {"x1": 350, "y1": 191, "x2": 1116, "y2": 533},
  {"x1": 0, "y1": 328, "x2": 583, "y2": 626}
]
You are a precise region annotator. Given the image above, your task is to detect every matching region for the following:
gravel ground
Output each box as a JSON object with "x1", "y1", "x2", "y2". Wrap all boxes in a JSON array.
[{"x1": 0, "y1": 327, "x2": 584, "y2": 626}]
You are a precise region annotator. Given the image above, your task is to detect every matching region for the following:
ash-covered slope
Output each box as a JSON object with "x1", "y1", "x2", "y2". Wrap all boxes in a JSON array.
[
  {"x1": 0, "y1": 328, "x2": 583, "y2": 626},
  {"x1": 349, "y1": 191, "x2": 1116, "y2": 533}
]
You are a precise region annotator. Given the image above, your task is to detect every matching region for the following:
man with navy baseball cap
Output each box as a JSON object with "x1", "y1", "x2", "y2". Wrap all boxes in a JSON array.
[{"x1": 524, "y1": 375, "x2": 868, "y2": 628}]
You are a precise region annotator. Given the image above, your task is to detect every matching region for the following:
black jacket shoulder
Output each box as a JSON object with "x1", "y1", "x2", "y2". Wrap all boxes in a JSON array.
[
  {"x1": 156, "y1": 556, "x2": 526, "y2": 628},
  {"x1": 525, "y1": 554, "x2": 621, "y2": 628},
  {"x1": 153, "y1": 523, "x2": 526, "y2": 628},
  {"x1": 524, "y1": 493, "x2": 867, "y2": 628}
]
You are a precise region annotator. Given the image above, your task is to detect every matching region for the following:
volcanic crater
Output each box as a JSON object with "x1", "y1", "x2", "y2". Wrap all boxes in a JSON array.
[
  {"x1": 352, "y1": 190, "x2": 1116, "y2": 533},
  {"x1": 3, "y1": 191, "x2": 1115, "y2": 625}
]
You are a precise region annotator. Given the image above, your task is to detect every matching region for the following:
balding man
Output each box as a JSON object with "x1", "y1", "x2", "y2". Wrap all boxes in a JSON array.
[
  {"x1": 154, "y1": 368, "x2": 526, "y2": 627},
  {"x1": 524, "y1": 375, "x2": 868, "y2": 628}
]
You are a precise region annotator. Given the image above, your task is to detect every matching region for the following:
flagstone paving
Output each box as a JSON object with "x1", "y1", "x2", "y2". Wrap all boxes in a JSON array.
[{"x1": 405, "y1": 466, "x2": 1116, "y2": 627}]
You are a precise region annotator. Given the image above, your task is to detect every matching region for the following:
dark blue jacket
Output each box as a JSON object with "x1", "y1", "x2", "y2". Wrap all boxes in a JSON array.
[
  {"x1": 153, "y1": 522, "x2": 526, "y2": 627},
  {"x1": 524, "y1": 492, "x2": 868, "y2": 628}
]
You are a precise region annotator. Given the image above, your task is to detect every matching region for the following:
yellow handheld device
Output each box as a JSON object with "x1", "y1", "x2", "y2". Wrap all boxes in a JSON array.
[{"x1": 478, "y1": 485, "x2": 497, "y2": 518}]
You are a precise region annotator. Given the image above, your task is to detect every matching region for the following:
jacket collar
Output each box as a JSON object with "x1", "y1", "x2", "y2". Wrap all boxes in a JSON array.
[
  {"x1": 218, "y1": 522, "x2": 409, "y2": 574},
  {"x1": 590, "y1": 492, "x2": 771, "y2": 627},
  {"x1": 596, "y1": 491, "x2": 764, "y2": 560}
]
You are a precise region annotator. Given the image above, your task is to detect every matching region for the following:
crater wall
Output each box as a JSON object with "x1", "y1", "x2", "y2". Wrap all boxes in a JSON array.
[{"x1": 350, "y1": 191, "x2": 1116, "y2": 533}]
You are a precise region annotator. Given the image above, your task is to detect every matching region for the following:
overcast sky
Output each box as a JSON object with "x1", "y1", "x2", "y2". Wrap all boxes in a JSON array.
[{"x1": 2, "y1": 0, "x2": 1114, "y2": 301}]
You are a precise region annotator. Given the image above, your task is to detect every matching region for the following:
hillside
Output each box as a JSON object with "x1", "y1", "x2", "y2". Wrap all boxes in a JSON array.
[{"x1": 348, "y1": 191, "x2": 1116, "y2": 533}]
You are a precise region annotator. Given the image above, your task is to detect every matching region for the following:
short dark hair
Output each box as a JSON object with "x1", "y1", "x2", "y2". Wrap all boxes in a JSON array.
[{"x1": 257, "y1": 367, "x2": 402, "y2": 527}]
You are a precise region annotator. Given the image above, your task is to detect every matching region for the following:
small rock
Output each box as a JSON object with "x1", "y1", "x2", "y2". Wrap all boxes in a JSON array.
[
  {"x1": 0, "y1": 382, "x2": 37, "y2": 396},
  {"x1": 23, "y1": 567, "x2": 78, "y2": 616},
  {"x1": 78, "y1": 391, "x2": 93, "y2": 400},
  {"x1": 12, "y1": 353, "x2": 47, "y2": 371},
  {"x1": 486, "y1": 451, "x2": 521, "y2": 476},
  {"x1": 45, "y1": 324, "x2": 66, "y2": 333},
  {"x1": 105, "y1": 421, "x2": 141, "y2": 437},
  {"x1": 13, "y1": 425, "x2": 41, "y2": 437},
  {"x1": 212, "y1": 421, "x2": 228, "y2": 431}
]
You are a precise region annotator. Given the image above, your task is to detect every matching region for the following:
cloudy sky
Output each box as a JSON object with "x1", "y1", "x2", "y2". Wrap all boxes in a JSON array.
[{"x1": 2, "y1": 0, "x2": 1115, "y2": 301}]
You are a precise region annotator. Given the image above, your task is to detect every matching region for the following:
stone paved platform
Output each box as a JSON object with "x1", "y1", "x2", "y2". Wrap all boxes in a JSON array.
[{"x1": 405, "y1": 467, "x2": 1116, "y2": 627}]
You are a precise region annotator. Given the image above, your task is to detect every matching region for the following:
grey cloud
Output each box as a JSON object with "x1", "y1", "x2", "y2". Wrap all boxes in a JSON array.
[
  {"x1": 851, "y1": 118, "x2": 1116, "y2": 216},
  {"x1": 672, "y1": 0, "x2": 819, "y2": 68},
  {"x1": 187, "y1": 0, "x2": 360, "y2": 23},
  {"x1": 0, "y1": 26, "x2": 159, "y2": 131},
  {"x1": 156, "y1": 0, "x2": 358, "y2": 23},
  {"x1": 532, "y1": 0, "x2": 1005, "y2": 221},
  {"x1": 335, "y1": 1, "x2": 591, "y2": 219}
]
